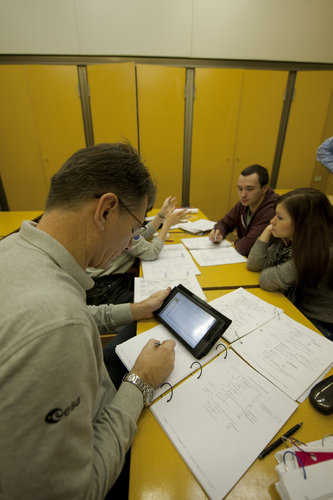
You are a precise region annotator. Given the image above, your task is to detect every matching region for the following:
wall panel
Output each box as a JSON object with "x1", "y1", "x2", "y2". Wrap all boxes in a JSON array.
[
  {"x1": 0, "y1": 65, "x2": 47, "y2": 210},
  {"x1": 88, "y1": 63, "x2": 138, "y2": 147},
  {"x1": 190, "y1": 68, "x2": 243, "y2": 221},
  {"x1": 137, "y1": 65, "x2": 185, "y2": 208},
  {"x1": 26, "y1": 65, "x2": 86, "y2": 184},
  {"x1": 228, "y1": 69, "x2": 287, "y2": 209}
]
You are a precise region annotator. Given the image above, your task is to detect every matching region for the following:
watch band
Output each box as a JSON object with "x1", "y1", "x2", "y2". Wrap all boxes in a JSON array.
[{"x1": 123, "y1": 372, "x2": 154, "y2": 407}]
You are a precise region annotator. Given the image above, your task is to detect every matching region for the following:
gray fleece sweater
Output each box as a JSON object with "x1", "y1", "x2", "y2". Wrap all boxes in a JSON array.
[
  {"x1": 0, "y1": 221, "x2": 143, "y2": 499},
  {"x1": 247, "y1": 239, "x2": 333, "y2": 324}
]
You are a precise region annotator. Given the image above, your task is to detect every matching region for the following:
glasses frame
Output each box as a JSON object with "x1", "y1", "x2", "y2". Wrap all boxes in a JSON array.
[{"x1": 118, "y1": 198, "x2": 146, "y2": 238}]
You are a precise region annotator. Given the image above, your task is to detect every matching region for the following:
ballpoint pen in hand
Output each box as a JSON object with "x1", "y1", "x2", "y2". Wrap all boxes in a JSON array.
[{"x1": 258, "y1": 422, "x2": 303, "y2": 459}]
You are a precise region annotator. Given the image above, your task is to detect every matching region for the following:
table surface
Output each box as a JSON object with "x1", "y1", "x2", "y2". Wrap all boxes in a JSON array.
[{"x1": 131, "y1": 208, "x2": 333, "y2": 500}]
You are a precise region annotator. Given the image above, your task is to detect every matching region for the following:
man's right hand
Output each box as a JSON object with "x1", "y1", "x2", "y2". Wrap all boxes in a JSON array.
[
  {"x1": 131, "y1": 338, "x2": 176, "y2": 388},
  {"x1": 209, "y1": 229, "x2": 223, "y2": 243}
]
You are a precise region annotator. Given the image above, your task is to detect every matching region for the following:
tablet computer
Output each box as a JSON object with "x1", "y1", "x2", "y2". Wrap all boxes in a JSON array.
[{"x1": 153, "y1": 284, "x2": 232, "y2": 359}]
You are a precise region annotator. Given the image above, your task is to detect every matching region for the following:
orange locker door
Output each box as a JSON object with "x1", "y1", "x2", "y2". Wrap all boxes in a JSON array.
[
  {"x1": 0, "y1": 65, "x2": 47, "y2": 210},
  {"x1": 228, "y1": 69, "x2": 288, "y2": 210},
  {"x1": 136, "y1": 65, "x2": 185, "y2": 208},
  {"x1": 190, "y1": 68, "x2": 243, "y2": 221},
  {"x1": 26, "y1": 65, "x2": 86, "y2": 187},
  {"x1": 87, "y1": 63, "x2": 138, "y2": 147}
]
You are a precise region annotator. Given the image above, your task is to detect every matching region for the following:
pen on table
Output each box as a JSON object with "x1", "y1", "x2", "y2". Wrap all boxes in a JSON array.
[{"x1": 258, "y1": 422, "x2": 303, "y2": 459}]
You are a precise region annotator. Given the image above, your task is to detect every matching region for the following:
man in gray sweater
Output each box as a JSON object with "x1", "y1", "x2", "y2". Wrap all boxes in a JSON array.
[{"x1": 0, "y1": 143, "x2": 175, "y2": 499}]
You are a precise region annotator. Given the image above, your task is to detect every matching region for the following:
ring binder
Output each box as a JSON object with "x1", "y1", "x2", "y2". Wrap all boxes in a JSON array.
[
  {"x1": 215, "y1": 343, "x2": 228, "y2": 358},
  {"x1": 283, "y1": 451, "x2": 307, "y2": 479},
  {"x1": 190, "y1": 361, "x2": 202, "y2": 378},
  {"x1": 160, "y1": 382, "x2": 173, "y2": 402},
  {"x1": 282, "y1": 437, "x2": 317, "y2": 462}
]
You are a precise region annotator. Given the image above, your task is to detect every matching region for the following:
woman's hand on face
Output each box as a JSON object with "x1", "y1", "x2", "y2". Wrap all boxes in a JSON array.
[{"x1": 259, "y1": 224, "x2": 273, "y2": 243}]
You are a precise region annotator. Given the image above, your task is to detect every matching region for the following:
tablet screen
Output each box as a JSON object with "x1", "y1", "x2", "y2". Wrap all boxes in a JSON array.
[{"x1": 157, "y1": 292, "x2": 217, "y2": 348}]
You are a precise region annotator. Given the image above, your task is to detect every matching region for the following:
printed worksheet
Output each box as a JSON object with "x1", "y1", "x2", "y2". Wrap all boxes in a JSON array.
[
  {"x1": 151, "y1": 350, "x2": 297, "y2": 500},
  {"x1": 141, "y1": 244, "x2": 200, "y2": 279},
  {"x1": 181, "y1": 236, "x2": 231, "y2": 250},
  {"x1": 171, "y1": 219, "x2": 216, "y2": 233},
  {"x1": 134, "y1": 275, "x2": 207, "y2": 302},
  {"x1": 232, "y1": 313, "x2": 333, "y2": 401},
  {"x1": 190, "y1": 246, "x2": 247, "y2": 266},
  {"x1": 209, "y1": 287, "x2": 282, "y2": 342}
]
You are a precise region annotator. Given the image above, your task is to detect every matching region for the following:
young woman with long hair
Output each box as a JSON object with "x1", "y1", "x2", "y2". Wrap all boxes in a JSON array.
[{"x1": 247, "y1": 188, "x2": 333, "y2": 339}]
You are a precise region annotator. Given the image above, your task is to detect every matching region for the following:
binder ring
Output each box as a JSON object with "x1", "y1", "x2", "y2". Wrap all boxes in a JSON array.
[
  {"x1": 160, "y1": 382, "x2": 173, "y2": 402},
  {"x1": 283, "y1": 451, "x2": 307, "y2": 479},
  {"x1": 216, "y1": 343, "x2": 228, "y2": 359},
  {"x1": 190, "y1": 361, "x2": 202, "y2": 379},
  {"x1": 322, "y1": 434, "x2": 333, "y2": 447}
]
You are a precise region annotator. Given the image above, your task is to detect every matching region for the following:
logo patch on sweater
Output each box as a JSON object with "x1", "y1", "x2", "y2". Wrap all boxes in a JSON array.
[{"x1": 45, "y1": 396, "x2": 80, "y2": 424}]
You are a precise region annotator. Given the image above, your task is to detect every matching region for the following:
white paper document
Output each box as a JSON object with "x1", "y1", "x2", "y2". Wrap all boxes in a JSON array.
[
  {"x1": 190, "y1": 246, "x2": 247, "y2": 266},
  {"x1": 181, "y1": 236, "x2": 231, "y2": 250},
  {"x1": 172, "y1": 219, "x2": 216, "y2": 233},
  {"x1": 209, "y1": 288, "x2": 283, "y2": 343},
  {"x1": 134, "y1": 275, "x2": 207, "y2": 302},
  {"x1": 115, "y1": 324, "x2": 226, "y2": 401},
  {"x1": 231, "y1": 313, "x2": 333, "y2": 402},
  {"x1": 151, "y1": 350, "x2": 297, "y2": 500},
  {"x1": 141, "y1": 244, "x2": 200, "y2": 279}
]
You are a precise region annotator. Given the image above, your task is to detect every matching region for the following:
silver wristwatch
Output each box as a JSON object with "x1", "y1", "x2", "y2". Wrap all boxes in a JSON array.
[{"x1": 123, "y1": 372, "x2": 154, "y2": 407}]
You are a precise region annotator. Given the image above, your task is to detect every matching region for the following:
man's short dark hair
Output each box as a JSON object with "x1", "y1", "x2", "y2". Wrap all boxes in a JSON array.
[
  {"x1": 46, "y1": 143, "x2": 156, "y2": 211},
  {"x1": 240, "y1": 164, "x2": 269, "y2": 187}
]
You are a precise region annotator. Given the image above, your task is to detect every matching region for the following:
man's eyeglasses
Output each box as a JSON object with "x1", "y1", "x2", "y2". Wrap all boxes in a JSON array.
[{"x1": 118, "y1": 198, "x2": 146, "y2": 238}]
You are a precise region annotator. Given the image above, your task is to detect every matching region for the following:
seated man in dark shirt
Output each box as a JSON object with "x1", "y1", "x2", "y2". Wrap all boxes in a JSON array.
[{"x1": 209, "y1": 164, "x2": 279, "y2": 256}]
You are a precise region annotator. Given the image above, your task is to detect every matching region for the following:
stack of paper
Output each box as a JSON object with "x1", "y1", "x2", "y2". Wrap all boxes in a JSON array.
[
  {"x1": 171, "y1": 219, "x2": 216, "y2": 233},
  {"x1": 190, "y1": 245, "x2": 247, "y2": 266},
  {"x1": 181, "y1": 236, "x2": 231, "y2": 250},
  {"x1": 274, "y1": 438, "x2": 333, "y2": 499},
  {"x1": 141, "y1": 244, "x2": 200, "y2": 279},
  {"x1": 134, "y1": 275, "x2": 207, "y2": 302},
  {"x1": 209, "y1": 287, "x2": 283, "y2": 342},
  {"x1": 151, "y1": 350, "x2": 298, "y2": 500}
]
